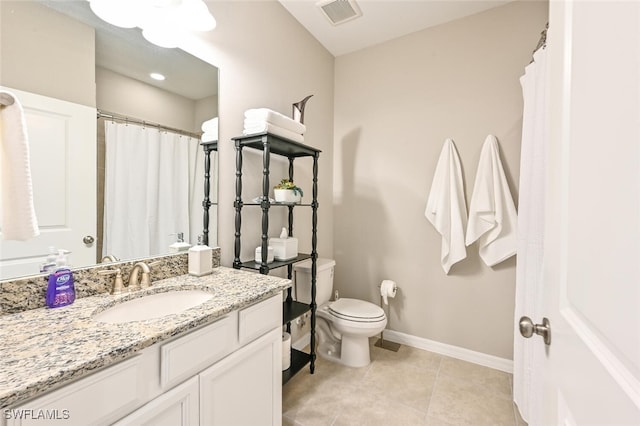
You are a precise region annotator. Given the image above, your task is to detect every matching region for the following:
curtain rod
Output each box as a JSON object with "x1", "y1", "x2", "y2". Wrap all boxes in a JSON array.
[{"x1": 97, "y1": 109, "x2": 202, "y2": 140}]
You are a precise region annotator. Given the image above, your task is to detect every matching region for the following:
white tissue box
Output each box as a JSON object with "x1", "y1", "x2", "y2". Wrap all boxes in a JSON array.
[
  {"x1": 255, "y1": 246, "x2": 274, "y2": 263},
  {"x1": 268, "y1": 236, "x2": 298, "y2": 261}
]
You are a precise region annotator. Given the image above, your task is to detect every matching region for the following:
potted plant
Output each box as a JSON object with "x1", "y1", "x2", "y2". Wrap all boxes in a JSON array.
[{"x1": 273, "y1": 179, "x2": 303, "y2": 203}]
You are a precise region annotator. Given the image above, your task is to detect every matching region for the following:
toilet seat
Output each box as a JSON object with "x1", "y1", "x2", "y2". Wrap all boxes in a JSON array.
[{"x1": 326, "y1": 298, "x2": 385, "y2": 323}]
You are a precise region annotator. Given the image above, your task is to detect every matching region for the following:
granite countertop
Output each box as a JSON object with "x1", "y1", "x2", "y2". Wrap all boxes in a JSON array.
[{"x1": 0, "y1": 267, "x2": 291, "y2": 408}]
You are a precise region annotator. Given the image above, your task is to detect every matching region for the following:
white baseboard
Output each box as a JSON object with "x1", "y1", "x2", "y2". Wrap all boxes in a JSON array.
[
  {"x1": 381, "y1": 329, "x2": 513, "y2": 373},
  {"x1": 292, "y1": 329, "x2": 513, "y2": 373}
]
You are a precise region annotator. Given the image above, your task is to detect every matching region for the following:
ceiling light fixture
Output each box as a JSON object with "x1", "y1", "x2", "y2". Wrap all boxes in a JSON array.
[
  {"x1": 88, "y1": 0, "x2": 216, "y2": 48},
  {"x1": 150, "y1": 72, "x2": 166, "y2": 81}
]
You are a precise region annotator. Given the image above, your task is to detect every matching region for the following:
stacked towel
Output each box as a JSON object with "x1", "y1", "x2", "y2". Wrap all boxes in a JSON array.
[
  {"x1": 201, "y1": 117, "x2": 218, "y2": 142},
  {"x1": 0, "y1": 90, "x2": 39, "y2": 240},
  {"x1": 243, "y1": 108, "x2": 305, "y2": 143},
  {"x1": 465, "y1": 135, "x2": 517, "y2": 266},
  {"x1": 425, "y1": 139, "x2": 468, "y2": 274}
]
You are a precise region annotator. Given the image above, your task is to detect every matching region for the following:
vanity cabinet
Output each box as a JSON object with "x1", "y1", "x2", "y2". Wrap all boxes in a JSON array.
[
  {"x1": 231, "y1": 132, "x2": 321, "y2": 384},
  {"x1": 5, "y1": 294, "x2": 282, "y2": 426}
]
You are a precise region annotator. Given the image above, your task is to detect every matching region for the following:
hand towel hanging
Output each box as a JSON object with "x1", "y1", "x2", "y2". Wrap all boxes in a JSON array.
[
  {"x1": 465, "y1": 135, "x2": 517, "y2": 266},
  {"x1": 0, "y1": 90, "x2": 39, "y2": 240},
  {"x1": 425, "y1": 138, "x2": 468, "y2": 274}
]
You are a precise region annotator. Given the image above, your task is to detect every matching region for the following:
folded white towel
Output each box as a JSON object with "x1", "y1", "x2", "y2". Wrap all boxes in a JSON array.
[
  {"x1": 202, "y1": 132, "x2": 217, "y2": 143},
  {"x1": 244, "y1": 108, "x2": 306, "y2": 135},
  {"x1": 243, "y1": 122, "x2": 304, "y2": 143},
  {"x1": 0, "y1": 90, "x2": 39, "y2": 240},
  {"x1": 201, "y1": 117, "x2": 218, "y2": 133},
  {"x1": 465, "y1": 135, "x2": 517, "y2": 266},
  {"x1": 425, "y1": 139, "x2": 467, "y2": 274}
]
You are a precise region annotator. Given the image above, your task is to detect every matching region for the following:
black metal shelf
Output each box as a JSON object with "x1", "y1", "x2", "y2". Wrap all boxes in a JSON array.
[
  {"x1": 282, "y1": 349, "x2": 311, "y2": 385},
  {"x1": 232, "y1": 132, "x2": 320, "y2": 158},
  {"x1": 236, "y1": 254, "x2": 311, "y2": 272},
  {"x1": 241, "y1": 202, "x2": 312, "y2": 207},
  {"x1": 283, "y1": 300, "x2": 311, "y2": 324},
  {"x1": 233, "y1": 131, "x2": 320, "y2": 382}
]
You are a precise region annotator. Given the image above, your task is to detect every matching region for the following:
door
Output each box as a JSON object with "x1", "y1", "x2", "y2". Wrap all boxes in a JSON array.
[
  {"x1": 0, "y1": 88, "x2": 96, "y2": 278},
  {"x1": 530, "y1": 1, "x2": 640, "y2": 424}
]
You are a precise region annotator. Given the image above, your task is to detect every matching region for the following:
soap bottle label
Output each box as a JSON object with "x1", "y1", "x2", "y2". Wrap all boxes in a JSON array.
[{"x1": 46, "y1": 269, "x2": 76, "y2": 308}]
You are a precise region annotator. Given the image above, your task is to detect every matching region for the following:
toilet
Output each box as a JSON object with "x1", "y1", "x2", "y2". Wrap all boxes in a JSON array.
[{"x1": 294, "y1": 258, "x2": 387, "y2": 368}]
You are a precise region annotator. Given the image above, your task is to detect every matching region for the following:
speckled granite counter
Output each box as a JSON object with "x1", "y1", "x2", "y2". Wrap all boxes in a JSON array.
[{"x1": 0, "y1": 267, "x2": 290, "y2": 408}]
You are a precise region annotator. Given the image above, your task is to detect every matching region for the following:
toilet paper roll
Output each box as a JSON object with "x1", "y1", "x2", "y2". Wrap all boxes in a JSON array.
[
  {"x1": 282, "y1": 332, "x2": 291, "y2": 371},
  {"x1": 380, "y1": 280, "x2": 397, "y2": 305}
]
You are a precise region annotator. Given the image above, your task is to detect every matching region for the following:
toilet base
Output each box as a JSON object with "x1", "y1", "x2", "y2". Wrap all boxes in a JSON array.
[{"x1": 317, "y1": 334, "x2": 372, "y2": 368}]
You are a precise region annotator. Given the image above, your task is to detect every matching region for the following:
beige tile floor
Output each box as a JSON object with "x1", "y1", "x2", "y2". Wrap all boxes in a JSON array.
[{"x1": 283, "y1": 339, "x2": 527, "y2": 426}]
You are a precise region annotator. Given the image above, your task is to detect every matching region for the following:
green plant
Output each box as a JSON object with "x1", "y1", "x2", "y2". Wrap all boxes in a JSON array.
[{"x1": 274, "y1": 179, "x2": 303, "y2": 197}]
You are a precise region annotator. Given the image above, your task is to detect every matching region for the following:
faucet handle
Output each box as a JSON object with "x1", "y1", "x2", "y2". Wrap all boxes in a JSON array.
[{"x1": 98, "y1": 268, "x2": 124, "y2": 294}]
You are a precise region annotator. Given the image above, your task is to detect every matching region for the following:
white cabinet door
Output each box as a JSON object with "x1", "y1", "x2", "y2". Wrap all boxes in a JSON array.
[
  {"x1": 113, "y1": 377, "x2": 199, "y2": 426},
  {"x1": 199, "y1": 328, "x2": 282, "y2": 426}
]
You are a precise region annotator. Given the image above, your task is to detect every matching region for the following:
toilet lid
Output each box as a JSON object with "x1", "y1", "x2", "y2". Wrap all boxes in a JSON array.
[{"x1": 328, "y1": 298, "x2": 385, "y2": 322}]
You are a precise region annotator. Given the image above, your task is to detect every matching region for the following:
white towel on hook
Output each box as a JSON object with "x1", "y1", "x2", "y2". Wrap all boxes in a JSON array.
[
  {"x1": 0, "y1": 90, "x2": 39, "y2": 240},
  {"x1": 425, "y1": 138, "x2": 467, "y2": 274},
  {"x1": 465, "y1": 135, "x2": 517, "y2": 266}
]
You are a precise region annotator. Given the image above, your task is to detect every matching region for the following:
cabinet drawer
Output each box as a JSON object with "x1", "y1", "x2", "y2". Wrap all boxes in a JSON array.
[
  {"x1": 9, "y1": 354, "x2": 148, "y2": 426},
  {"x1": 238, "y1": 294, "x2": 282, "y2": 346},
  {"x1": 160, "y1": 315, "x2": 236, "y2": 390}
]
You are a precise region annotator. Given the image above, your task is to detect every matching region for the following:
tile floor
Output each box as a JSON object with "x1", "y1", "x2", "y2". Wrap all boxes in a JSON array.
[{"x1": 283, "y1": 339, "x2": 527, "y2": 426}]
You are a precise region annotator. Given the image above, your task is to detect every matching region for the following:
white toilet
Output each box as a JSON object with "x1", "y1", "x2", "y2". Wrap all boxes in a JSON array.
[{"x1": 294, "y1": 258, "x2": 387, "y2": 368}]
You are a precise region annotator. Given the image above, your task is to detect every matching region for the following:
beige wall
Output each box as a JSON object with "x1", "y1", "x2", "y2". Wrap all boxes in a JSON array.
[
  {"x1": 186, "y1": 1, "x2": 335, "y2": 274},
  {"x1": 333, "y1": 1, "x2": 548, "y2": 359},
  {"x1": 0, "y1": 1, "x2": 95, "y2": 107}
]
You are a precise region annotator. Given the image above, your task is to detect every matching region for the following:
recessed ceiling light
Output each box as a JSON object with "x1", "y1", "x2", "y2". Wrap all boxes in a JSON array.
[{"x1": 150, "y1": 72, "x2": 166, "y2": 81}]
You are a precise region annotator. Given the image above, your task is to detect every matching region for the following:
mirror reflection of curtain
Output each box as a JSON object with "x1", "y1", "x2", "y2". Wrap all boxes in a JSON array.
[{"x1": 103, "y1": 120, "x2": 200, "y2": 259}]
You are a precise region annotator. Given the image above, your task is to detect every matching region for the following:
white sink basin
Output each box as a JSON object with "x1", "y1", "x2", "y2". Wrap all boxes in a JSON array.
[{"x1": 94, "y1": 290, "x2": 214, "y2": 324}]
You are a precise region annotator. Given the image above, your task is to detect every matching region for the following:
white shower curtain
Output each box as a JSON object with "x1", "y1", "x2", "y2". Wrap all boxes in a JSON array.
[
  {"x1": 513, "y1": 47, "x2": 549, "y2": 424},
  {"x1": 103, "y1": 121, "x2": 200, "y2": 260}
]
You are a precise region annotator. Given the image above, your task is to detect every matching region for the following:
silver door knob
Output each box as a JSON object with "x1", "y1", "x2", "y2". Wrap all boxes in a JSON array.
[
  {"x1": 519, "y1": 316, "x2": 551, "y2": 345},
  {"x1": 83, "y1": 235, "x2": 95, "y2": 245}
]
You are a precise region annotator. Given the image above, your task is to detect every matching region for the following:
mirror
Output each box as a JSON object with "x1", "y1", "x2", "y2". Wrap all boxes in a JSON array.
[{"x1": 0, "y1": 1, "x2": 219, "y2": 280}]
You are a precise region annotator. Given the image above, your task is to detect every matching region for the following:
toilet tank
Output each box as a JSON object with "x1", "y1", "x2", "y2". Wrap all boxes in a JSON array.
[{"x1": 293, "y1": 258, "x2": 336, "y2": 305}]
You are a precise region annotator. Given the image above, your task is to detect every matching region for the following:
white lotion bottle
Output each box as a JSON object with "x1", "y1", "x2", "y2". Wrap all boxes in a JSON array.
[{"x1": 189, "y1": 235, "x2": 213, "y2": 277}]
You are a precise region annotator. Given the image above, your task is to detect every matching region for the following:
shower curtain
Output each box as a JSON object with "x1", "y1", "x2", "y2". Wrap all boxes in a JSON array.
[
  {"x1": 103, "y1": 121, "x2": 200, "y2": 259},
  {"x1": 513, "y1": 46, "x2": 549, "y2": 424}
]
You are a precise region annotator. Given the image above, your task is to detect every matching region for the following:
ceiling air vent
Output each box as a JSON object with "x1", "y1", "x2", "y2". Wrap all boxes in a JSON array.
[{"x1": 317, "y1": 0, "x2": 362, "y2": 26}]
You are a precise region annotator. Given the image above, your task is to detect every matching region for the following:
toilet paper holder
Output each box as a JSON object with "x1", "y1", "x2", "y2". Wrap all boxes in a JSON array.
[
  {"x1": 375, "y1": 281, "x2": 401, "y2": 352},
  {"x1": 377, "y1": 282, "x2": 398, "y2": 291}
]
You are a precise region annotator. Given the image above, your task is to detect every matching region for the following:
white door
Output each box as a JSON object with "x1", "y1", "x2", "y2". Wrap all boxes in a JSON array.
[
  {"x1": 0, "y1": 88, "x2": 96, "y2": 278},
  {"x1": 526, "y1": 1, "x2": 640, "y2": 424}
]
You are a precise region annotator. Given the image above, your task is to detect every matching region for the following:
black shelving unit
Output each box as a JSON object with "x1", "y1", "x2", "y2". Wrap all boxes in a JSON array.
[
  {"x1": 231, "y1": 131, "x2": 320, "y2": 385},
  {"x1": 201, "y1": 140, "x2": 217, "y2": 247}
]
